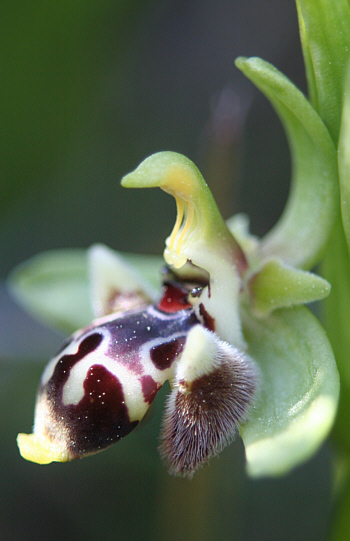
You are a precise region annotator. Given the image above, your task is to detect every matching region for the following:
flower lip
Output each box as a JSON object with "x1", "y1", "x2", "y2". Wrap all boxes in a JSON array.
[{"x1": 17, "y1": 433, "x2": 71, "y2": 465}]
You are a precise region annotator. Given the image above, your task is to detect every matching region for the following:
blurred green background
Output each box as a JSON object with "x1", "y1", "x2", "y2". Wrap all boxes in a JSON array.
[{"x1": 1, "y1": 1, "x2": 333, "y2": 539}]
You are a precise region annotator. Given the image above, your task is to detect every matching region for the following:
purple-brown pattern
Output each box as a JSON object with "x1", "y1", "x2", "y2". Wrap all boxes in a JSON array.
[
  {"x1": 46, "y1": 333, "x2": 103, "y2": 392},
  {"x1": 63, "y1": 366, "x2": 138, "y2": 457},
  {"x1": 141, "y1": 375, "x2": 162, "y2": 405},
  {"x1": 150, "y1": 338, "x2": 185, "y2": 370},
  {"x1": 39, "y1": 333, "x2": 138, "y2": 456},
  {"x1": 199, "y1": 303, "x2": 216, "y2": 332},
  {"x1": 34, "y1": 284, "x2": 200, "y2": 458},
  {"x1": 20, "y1": 277, "x2": 257, "y2": 470}
]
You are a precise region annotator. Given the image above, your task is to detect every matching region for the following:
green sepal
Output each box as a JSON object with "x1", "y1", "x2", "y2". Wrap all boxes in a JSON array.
[
  {"x1": 7, "y1": 249, "x2": 92, "y2": 334},
  {"x1": 7, "y1": 248, "x2": 163, "y2": 335},
  {"x1": 235, "y1": 56, "x2": 338, "y2": 271},
  {"x1": 296, "y1": 0, "x2": 350, "y2": 143},
  {"x1": 241, "y1": 306, "x2": 339, "y2": 477},
  {"x1": 248, "y1": 258, "x2": 330, "y2": 317}
]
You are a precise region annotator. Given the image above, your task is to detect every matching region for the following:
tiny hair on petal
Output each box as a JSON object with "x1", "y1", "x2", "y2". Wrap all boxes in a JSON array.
[{"x1": 159, "y1": 326, "x2": 257, "y2": 476}]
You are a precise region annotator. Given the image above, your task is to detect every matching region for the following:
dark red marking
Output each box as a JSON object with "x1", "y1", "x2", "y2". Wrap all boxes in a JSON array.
[
  {"x1": 44, "y1": 333, "x2": 138, "y2": 456},
  {"x1": 141, "y1": 375, "x2": 162, "y2": 405},
  {"x1": 64, "y1": 365, "x2": 137, "y2": 456},
  {"x1": 150, "y1": 338, "x2": 185, "y2": 370},
  {"x1": 48, "y1": 333, "x2": 103, "y2": 390},
  {"x1": 157, "y1": 282, "x2": 192, "y2": 313},
  {"x1": 199, "y1": 303, "x2": 215, "y2": 331}
]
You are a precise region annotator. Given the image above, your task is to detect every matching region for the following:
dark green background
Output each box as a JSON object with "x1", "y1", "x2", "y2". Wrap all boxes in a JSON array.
[{"x1": 1, "y1": 1, "x2": 332, "y2": 539}]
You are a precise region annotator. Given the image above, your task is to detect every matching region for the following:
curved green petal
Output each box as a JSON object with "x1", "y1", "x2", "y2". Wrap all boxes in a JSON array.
[
  {"x1": 249, "y1": 258, "x2": 330, "y2": 317},
  {"x1": 241, "y1": 306, "x2": 339, "y2": 477},
  {"x1": 7, "y1": 248, "x2": 163, "y2": 335},
  {"x1": 235, "y1": 56, "x2": 338, "y2": 270}
]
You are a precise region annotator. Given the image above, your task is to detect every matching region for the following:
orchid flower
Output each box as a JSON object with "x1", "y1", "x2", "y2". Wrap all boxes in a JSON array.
[
  {"x1": 10, "y1": 0, "x2": 350, "y2": 480},
  {"x1": 11, "y1": 143, "x2": 338, "y2": 477}
]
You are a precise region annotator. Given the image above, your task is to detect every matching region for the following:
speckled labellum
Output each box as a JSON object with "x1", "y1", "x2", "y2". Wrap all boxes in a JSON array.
[
  {"x1": 17, "y1": 153, "x2": 258, "y2": 476},
  {"x1": 41, "y1": 289, "x2": 196, "y2": 455},
  {"x1": 18, "y1": 269, "x2": 256, "y2": 475},
  {"x1": 18, "y1": 279, "x2": 197, "y2": 463}
]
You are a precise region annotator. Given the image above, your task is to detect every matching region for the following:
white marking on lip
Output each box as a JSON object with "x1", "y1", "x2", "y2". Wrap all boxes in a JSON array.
[
  {"x1": 147, "y1": 305, "x2": 191, "y2": 321},
  {"x1": 62, "y1": 352, "x2": 149, "y2": 422},
  {"x1": 138, "y1": 331, "x2": 187, "y2": 379}
]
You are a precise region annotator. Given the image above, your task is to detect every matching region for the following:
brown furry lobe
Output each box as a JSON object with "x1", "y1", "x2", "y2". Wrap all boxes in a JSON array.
[{"x1": 159, "y1": 340, "x2": 257, "y2": 477}]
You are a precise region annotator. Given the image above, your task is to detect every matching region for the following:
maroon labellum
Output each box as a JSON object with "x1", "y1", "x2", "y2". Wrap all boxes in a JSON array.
[{"x1": 18, "y1": 271, "x2": 257, "y2": 473}]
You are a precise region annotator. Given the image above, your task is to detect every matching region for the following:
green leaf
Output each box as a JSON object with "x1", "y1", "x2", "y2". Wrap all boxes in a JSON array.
[
  {"x1": 249, "y1": 258, "x2": 330, "y2": 316},
  {"x1": 322, "y1": 220, "x2": 350, "y2": 453},
  {"x1": 295, "y1": 0, "x2": 317, "y2": 110},
  {"x1": 338, "y1": 59, "x2": 350, "y2": 255},
  {"x1": 296, "y1": 0, "x2": 350, "y2": 143},
  {"x1": 7, "y1": 248, "x2": 163, "y2": 335},
  {"x1": 235, "y1": 56, "x2": 338, "y2": 270},
  {"x1": 241, "y1": 306, "x2": 339, "y2": 477}
]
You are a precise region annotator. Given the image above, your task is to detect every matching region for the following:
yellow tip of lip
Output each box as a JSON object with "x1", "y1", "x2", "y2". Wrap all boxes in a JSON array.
[{"x1": 17, "y1": 433, "x2": 70, "y2": 465}]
